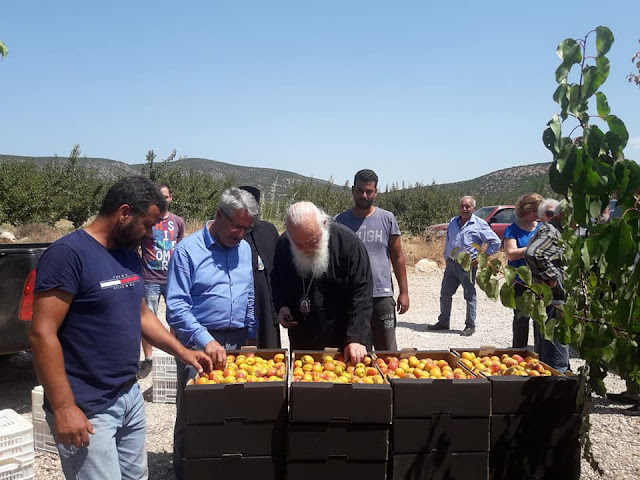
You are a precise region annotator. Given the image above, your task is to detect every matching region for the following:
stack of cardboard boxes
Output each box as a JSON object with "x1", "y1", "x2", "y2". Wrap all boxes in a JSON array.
[
  {"x1": 286, "y1": 350, "x2": 392, "y2": 479},
  {"x1": 382, "y1": 350, "x2": 491, "y2": 480},
  {"x1": 181, "y1": 349, "x2": 287, "y2": 480}
]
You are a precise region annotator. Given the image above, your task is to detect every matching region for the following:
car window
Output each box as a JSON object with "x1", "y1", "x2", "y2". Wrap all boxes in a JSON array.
[
  {"x1": 474, "y1": 207, "x2": 494, "y2": 220},
  {"x1": 492, "y1": 208, "x2": 516, "y2": 224}
]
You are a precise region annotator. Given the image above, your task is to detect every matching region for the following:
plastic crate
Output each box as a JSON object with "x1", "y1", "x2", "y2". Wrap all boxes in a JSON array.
[
  {"x1": 30, "y1": 387, "x2": 57, "y2": 454},
  {"x1": 153, "y1": 378, "x2": 177, "y2": 404},
  {"x1": 0, "y1": 410, "x2": 34, "y2": 466},
  {"x1": 152, "y1": 348, "x2": 177, "y2": 381},
  {"x1": 0, "y1": 459, "x2": 34, "y2": 480}
]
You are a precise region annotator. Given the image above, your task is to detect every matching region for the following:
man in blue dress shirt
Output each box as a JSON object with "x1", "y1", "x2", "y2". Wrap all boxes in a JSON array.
[
  {"x1": 166, "y1": 187, "x2": 259, "y2": 479},
  {"x1": 427, "y1": 196, "x2": 501, "y2": 337}
]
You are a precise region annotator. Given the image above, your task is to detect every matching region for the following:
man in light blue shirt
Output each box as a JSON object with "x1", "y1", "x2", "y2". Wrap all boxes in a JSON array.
[
  {"x1": 428, "y1": 196, "x2": 501, "y2": 337},
  {"x1": 166, "y1": 187, "x2": 259, "y2": 480}
]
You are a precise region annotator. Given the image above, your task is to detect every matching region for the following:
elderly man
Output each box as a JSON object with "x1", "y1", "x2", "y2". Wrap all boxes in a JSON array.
[
  {"x1": 272, "y1": 201, "x2": 372, "y2": 363},
  {"x1": 30, "y1": 176, "x2": 211, "y2": 480},
  {"x1": 428, "y1": 196, "x2": 501, "y2": 336},
  {"x1": 166, "y1": 187, "x2": 259, "y2": 480},
  {"x1": 336, "y1": 168, "x2": 409, "y2": 351}
]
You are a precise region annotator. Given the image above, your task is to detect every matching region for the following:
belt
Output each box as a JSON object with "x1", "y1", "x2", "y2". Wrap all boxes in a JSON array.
[{"x1": 120, "y1": 377, "x2": 137, "y2": 392}]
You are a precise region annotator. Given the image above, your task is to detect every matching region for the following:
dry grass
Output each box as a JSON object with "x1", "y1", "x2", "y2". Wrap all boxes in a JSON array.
[
  {"x1": 14, "y1": 223, "x2": 72, "y2": 243},
  {"x1": 403, "y1": 235, "x2": 446, "y2": 267}
]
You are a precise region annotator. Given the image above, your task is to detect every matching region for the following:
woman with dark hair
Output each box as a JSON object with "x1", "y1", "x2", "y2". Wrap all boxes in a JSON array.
[{"x1": 504, "y1": 193, "x2": 543, "y2": 348}]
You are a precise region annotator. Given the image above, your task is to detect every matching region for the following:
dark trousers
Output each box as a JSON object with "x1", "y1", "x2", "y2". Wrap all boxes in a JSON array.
[
  {"x1": 512, "y1": 282, "x2": 531, "y2": 348},
  {"x1": 173, "y1": 328, "x2": 248, "y2": 480},
  {"x1": 371, "y1": 296, "x2": 397, "y2": 351}
]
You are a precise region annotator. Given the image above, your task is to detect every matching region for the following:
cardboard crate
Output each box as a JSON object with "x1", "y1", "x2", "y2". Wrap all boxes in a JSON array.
[
  {"x1": 184, "y1": 349, "x2": 287, "y2": 425},
  {"x1": 289, "y1": 350, "x2": 392, "y2": 424},
  {"x1": 392, "y1": 452, "x2": 489, "y2": 480},
  {"x1": 489, "y1": 444, "x2": 580, "y2": 480},
  {"x1": 0, "y1": 459, "x2": 34, "y2": 480},
  {"x1": 490, "y1": 414, "x2": 582, "y2": 449},
  {"x1": 287, "y1": 423, "x2": 389, "y2": 461},
  {"x1": 152, "y1": 378, "x2": 177, "y2": 404},
  {"x1": 0, "y1": 410, "x2": 34, "y2": 466},
  {"x1": 374, "y1": 350, "x2": 490, "y2": 419},
  {"x1": 393, "y1": 417, "x2": 490, "y2": 454},
  {"x1": 451, "y1": 348, "x2": 582, "y2": 416},
  {"x1": 287, "y1": 459, "x2": 387, "y2": 480},
  {"x1": 184, "y1": 421, "x2": 285, "y2": 459},
  {"x1": 30, "y1": 387, "x2": 57, "y2": 454},
  {"x1": 183, "y1": 455, "x2": 283, "y2": 480}
]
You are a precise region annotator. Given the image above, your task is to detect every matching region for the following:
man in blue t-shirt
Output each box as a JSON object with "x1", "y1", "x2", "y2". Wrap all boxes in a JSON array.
[
  {"x1": 336, "y1": 169, "x2": 409, "y2": 350},
  {"x1": 30, "y1": 176, "x2": 212, "y2": 480}
]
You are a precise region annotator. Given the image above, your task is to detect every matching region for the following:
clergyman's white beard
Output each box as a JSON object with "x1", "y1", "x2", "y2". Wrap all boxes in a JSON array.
[{"x1": 291, "y1": 228, "x2": 330, "y2": 278}]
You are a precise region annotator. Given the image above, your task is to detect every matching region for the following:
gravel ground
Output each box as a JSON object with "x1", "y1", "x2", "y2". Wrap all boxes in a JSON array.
[{"x1": 1, "y1": 265, "x2": 638, "y2": 479}]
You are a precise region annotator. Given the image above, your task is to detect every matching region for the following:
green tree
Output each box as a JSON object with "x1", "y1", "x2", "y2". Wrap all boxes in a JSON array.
[
  {"x1": 0, "y1": 160, "x2": 55, "y2": 225},
  {"x1": 627, "y1": 39, "x2": 640, "y2": 87},
  {"x1": 469, "y1": 26, "x2": 639, "y2": 472}
]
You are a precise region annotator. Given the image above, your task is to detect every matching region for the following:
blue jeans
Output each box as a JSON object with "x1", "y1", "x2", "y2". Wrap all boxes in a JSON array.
[
  {"x1": 47, "y1": 382, "x2": 148, "y2": 480},
  {"x1": 438, "y1": 259, "x2": 477, "y2": 328},
  {"x1": 533, "y1": 302, "x2": 570, "y2": 373},
  {"x1": 173, "y1": 328, "x2": 248, "y2": 480},
  {"x1": 144, "y1": 282, "x2": 167, "y2": 316}
]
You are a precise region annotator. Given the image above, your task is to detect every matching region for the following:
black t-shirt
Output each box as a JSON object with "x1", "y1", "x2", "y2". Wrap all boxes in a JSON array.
[{"x1": 35, "y1": 230, "x2": 143, "y2": 417}]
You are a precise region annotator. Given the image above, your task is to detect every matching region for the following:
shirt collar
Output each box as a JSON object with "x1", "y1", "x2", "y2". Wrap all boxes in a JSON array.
[
  {"x1": 203, "y1": 221, "x2": 219, "y2": 249},
  {"x1": 457, "y1": 214, "x2": 477, "y2": 226}
]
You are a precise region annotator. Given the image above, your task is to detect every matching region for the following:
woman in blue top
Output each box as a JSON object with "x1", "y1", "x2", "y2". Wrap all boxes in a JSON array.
[{"x1": 504, "y1": 193, "x2": 543, "y2": 348}]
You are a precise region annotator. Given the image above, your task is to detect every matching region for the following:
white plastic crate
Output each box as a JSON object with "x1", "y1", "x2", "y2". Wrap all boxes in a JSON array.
[
  {"x1": 152, "y1": 378, "x2": 177, "y2": 404},
  {"x1": 152, "y1": 348, "x2": 177, "y2": 377},
  {"x1": 0, "y1": 459, "x2": 34, "y2": 480},
  {"x1": 30, "y1": 387, "x2": 57, "y2": 454},
  {"x1": 152, "y1": 349, "x2": 177, "y2": 403},
  {"x1": 0, "y1": 410, "x2": 34, "y2": 466}
]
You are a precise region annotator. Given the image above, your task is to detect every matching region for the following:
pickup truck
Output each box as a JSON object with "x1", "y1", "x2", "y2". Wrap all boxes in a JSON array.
[
  {"x1": 424, "y1": 205, "x2": 517, "y2": 240},
  {"x1": 0, "y1": 243, "x2": 49, "y2": 356}
]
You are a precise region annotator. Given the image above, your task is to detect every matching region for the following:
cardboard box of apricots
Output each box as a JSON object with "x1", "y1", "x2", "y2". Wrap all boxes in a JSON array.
[
  {"x1": 183, "y1": 348, "x2": 288, "y2": 460},
  {"x1": 450, "y1": 347, "x2": 582, "y2": 416},
  {"x1": 288, "y1": 349, "x2": 392, "y2": 424}
]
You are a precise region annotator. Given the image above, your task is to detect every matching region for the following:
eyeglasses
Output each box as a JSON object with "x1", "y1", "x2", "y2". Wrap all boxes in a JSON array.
[{"x1": 222, "y1": 211, "x2": 253, "y2": 233}]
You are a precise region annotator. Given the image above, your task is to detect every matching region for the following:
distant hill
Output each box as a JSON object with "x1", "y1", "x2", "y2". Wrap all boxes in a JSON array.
[
  {"x1": 0, "y1": 154, "x2": 332, "y2": 201},
  {"x1": 437, "y1": 163, "x2": 554, "y2": 204},
  {"x1": 0, "y1": 153, "x2": 553, "y2": 203}
]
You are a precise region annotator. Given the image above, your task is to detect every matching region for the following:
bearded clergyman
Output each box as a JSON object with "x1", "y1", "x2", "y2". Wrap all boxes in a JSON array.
[{"x1": 272, "y1": 201, "x2": 373, "y2": 363}]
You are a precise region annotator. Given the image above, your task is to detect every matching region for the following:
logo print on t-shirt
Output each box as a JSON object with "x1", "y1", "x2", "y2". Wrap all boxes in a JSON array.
[{"x1": 100, "y1": 274, "x2": 140, "y2": 290}]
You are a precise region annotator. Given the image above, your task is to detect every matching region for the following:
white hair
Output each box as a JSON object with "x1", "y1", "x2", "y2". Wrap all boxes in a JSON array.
[
  {"x1": 538, "y1": 198, "x2": 560, "y2": 218},
  {"x1": 460, "y1": 196, "x2": 476, "y2": 208},
  {"x1": 285, "y1": 201, "x2": 330, "y2": 228}
]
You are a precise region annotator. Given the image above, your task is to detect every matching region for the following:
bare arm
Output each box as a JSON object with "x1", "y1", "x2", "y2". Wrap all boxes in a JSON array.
[
  {"x1": 140, "y1": 300, "x2": 214, "y2": 371},
  {"x1": 389, "y1": 235, "x2": 409, "y2": 314},
  {"x1": 504, "y1": 238, "x2": 525, "y2": 262},
  {"x1": 30, "y1": 290, "x2": 94, "y2": 448}
]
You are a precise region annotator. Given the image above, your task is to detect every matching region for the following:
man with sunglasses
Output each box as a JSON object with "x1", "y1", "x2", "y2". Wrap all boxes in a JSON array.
[{"x1": 165, "y1": 187, "x2": 259, "y2": 479}]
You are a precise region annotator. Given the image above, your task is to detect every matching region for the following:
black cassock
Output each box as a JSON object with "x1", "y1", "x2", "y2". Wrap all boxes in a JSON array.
[
  {"x1": 272, "y1": 222, "x2": 373, "y2": 350},
  {"x1": 244, "y1": 220, "x2": 281, "y2": 348}
]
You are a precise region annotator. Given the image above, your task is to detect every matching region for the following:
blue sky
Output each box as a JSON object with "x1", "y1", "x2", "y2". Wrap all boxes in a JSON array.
[{"x1": 1, "y1": 1, "x2": 639, "y2": 188}]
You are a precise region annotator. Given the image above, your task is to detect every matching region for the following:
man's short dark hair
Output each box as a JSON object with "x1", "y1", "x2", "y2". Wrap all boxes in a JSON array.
[
  {"x1": 158, "y1": 183, "x2": 171, "y2": 194},
  {"x1": 354, "y1": 169, "x2": 379, "y2": 188},
  {"x1": 99, "y1": 176, "x2": 167, "y2": 216}
]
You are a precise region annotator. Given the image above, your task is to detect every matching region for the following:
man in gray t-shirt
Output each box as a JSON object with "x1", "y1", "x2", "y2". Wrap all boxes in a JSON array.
[{"x1": 336, "y1": 169, "x2": 410, "y2": 350}]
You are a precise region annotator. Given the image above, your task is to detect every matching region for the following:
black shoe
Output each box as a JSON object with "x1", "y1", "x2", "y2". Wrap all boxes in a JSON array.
[
  {"x1": 427, "y1": 323, "x2": 450, "y2": 331},
  {"x1": 460, "y1": 327, "x2": 475, "y2": 337},
  {"x1": 626, "y1": 402, "x2": 640, "y2": 416},
  {"x1": 607, "y1": 391, "x2": 639, "y2": 404},
  {"x1": 137, "y1": 359, "x2": 152, "y2": 379}
]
